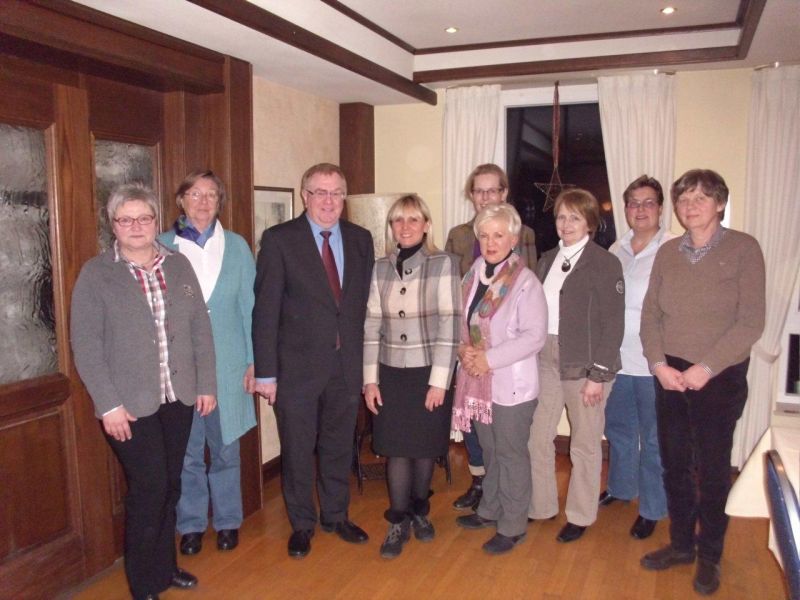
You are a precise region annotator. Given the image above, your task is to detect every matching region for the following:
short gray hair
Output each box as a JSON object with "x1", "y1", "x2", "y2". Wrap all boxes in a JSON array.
[
  {"x1": 107, "y1": 182, "x2": 159, "y2": 223},
  {"x1": 473, "y1": 203, "x2": 522, "y2": 238}
]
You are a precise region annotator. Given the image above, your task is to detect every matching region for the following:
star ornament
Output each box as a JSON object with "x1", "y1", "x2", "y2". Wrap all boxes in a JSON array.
[{"x1": 535, "y1": 170, "x2": 574, "y2": 212}]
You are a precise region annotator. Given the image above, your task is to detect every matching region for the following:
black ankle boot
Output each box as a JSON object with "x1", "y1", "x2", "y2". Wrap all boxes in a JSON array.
[{"x1": 453, "y1": 475, "x2": 483, "y2": 510}]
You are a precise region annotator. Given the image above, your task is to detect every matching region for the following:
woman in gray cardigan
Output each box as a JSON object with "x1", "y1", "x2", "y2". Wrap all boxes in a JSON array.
[
  {"x1": 71, "y1": 183, "x2": 217, "y2": 600},
  {"x1": 528, "y1": 188, "x2": 624, "y2": 544}
]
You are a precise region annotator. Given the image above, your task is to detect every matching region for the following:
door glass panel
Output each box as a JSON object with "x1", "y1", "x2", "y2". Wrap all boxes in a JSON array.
[
  {"x1": 94, "y1": 140, "x2": 156, "y2": 251},
  {"x1": 0, "y1": 124, "x2": 57, "y2": 384}
]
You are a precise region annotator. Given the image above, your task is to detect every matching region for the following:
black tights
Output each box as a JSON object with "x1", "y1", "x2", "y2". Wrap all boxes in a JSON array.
[{"x1": 386, "y1": 457, "x2": 434, "y2": 515}]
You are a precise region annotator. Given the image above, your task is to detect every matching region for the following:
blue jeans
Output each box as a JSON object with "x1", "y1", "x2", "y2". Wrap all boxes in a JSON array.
[
  {"x1": 176, "y1": 408, "x2": 243, "y2": 534},
  {"x1": 604, "y1": 374, "x2": 667, "y2": 521},
  {"x1": 464, "y1": 424, "x2": 484, "y2": 470}
]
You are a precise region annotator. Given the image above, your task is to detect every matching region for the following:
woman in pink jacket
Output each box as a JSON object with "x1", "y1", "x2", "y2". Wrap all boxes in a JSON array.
[{"x1": 452, "y1": 203, "x2": 548, "y2": 555}]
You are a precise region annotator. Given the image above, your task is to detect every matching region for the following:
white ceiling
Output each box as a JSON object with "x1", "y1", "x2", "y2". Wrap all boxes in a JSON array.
[
  {"x1": 339, "y1": 0, "x2": 742, "y2": 48},
  {"x1": 73, "y1": 0, "x2": 800, "y2": 105}
]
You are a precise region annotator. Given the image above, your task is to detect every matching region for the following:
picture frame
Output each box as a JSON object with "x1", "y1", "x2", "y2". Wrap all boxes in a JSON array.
[{"x1": 253, "y1": 186, "x2": 294, "y2": 251}]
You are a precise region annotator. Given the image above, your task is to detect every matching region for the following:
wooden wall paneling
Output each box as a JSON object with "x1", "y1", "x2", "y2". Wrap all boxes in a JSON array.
[
  {"x1": 87, "y1": 76, "x2": 163, "y2": 143},
  {"x1": 53, "y1": 81, "x2": 118, "y2": 577},
  {"x1": 162, "y1": 90, "x2": 188, "y2": 228},
  {"x1": 0, "y1": 54, "x2": 57, "y2": 124},
  {"x1": 221, "y1": 57, "x2": 262, "y2": 518},
  {"x1": 339, "y1": 103, "x2": 374, "y2": 196}
]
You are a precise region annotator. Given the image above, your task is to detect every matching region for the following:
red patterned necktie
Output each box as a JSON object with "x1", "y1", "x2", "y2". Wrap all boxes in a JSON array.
[{"x1": 320, "y1": 231, "x2": 341, "y2": 305}]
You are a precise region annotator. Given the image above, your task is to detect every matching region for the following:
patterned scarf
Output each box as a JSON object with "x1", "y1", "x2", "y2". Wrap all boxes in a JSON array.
[
  {"x1": 173, "y1": 215, "x2": 216, "y2": 248},
  {"x1": 452, "y1": 252, "x2": 524, "y2": 432}
]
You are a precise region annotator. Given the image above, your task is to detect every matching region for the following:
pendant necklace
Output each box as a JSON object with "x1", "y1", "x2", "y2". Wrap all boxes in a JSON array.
[{"x1": 561, "y1": 242, "x2": 588, "y2": 273}]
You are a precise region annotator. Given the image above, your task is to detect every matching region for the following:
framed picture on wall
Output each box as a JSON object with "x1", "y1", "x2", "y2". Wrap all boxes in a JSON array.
[{"x1": 253, "y1": 186, "x2": 294, "y2": 252}]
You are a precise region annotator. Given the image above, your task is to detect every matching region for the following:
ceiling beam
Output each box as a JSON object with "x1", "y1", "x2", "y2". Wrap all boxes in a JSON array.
[
  {"x1": 0, "y1": 0, "x2": 226, "y2": 93},
  {"x1": 187, "y1": 0, "x2": 437, "y2": 105},
  {"x1": 413, "y1": 47, "x2": 738, "y2": 84}
]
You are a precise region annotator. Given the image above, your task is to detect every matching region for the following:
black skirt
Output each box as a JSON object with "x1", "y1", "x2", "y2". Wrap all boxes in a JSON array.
[{"x1": 372, "y1": 363, "x2": 453, "y2": 458}]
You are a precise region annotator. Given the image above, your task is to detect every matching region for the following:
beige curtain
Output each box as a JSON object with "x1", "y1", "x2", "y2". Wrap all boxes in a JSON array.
[
  {"x1": 733, "y1": 66, "x2": 800, "y2": 468},
  {"x1": 442, "y1": 85, "x2": 501, "y2": 236},
  {"x1": 598, "y1": 74, "x2": 676, "y2": 237}
]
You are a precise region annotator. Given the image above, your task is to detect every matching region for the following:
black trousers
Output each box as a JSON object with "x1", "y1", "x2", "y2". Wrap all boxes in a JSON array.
[
  {"x1": 275, "y1": 352, "x2": 360, "y2": 531},
  {"x1": 107, "y1": 401, "x2": 194, "y2": 600},
  {"x1": 656, "y1": 356, "x2": 749, "y2": 563}
]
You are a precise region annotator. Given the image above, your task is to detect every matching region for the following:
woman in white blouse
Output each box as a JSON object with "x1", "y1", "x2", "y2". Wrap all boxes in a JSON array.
[{"x1": 598, "y1": 176, "x2": 675, "y2": 540}]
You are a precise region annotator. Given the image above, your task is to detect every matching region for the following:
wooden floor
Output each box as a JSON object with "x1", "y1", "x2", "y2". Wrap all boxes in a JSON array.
[{"x1": 69, "y1": 445, "x2": 787, "y2": 600}]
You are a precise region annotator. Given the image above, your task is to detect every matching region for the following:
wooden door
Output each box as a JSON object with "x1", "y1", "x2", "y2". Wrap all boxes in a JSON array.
[{"x1": 0, "y1": 2, "x2": 260, "y2": 597}]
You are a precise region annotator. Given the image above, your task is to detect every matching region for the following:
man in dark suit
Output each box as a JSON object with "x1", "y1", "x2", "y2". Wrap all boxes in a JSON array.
[{"x1": 253, "y1": 163, "x2": 374, "y2": 558}]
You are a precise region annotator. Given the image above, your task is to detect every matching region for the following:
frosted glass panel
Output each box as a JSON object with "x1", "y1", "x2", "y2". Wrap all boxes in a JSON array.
[
  {"x1": 94, "y1": 141, "x2": 155, "y2": 251},
  {"x1": 0, "y1": 124, "x2": 57, "y2": 384}
]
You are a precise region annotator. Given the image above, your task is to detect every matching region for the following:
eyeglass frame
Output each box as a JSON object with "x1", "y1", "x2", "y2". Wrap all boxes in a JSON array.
[
  {"x1": 113, "y1": 214, "x2": 156, "y2": 228},
  {"x1": 183, "y1": 190, "x2": 220, "y2": 203},
  {"x1": 304, "y1": 189, "x2": 346, "y2": 201},
  {"x1": 471, "y1": 187, "x2": 505, "y2": 198},
  {"x1": 625, "y1": 199, "x2": 660, "y2": 211}
]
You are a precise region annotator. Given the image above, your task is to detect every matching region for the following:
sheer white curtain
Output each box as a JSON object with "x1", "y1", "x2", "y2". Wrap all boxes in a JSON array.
[
  {"x1": 732, "y1": 66, "x2": 800, "y2": 468},
  {"x1": 598, "y1": 74, "x2": 676, "y2": 237},
  {"x1": 442, "y1": 85, "x2": 501, "y2": 236}
]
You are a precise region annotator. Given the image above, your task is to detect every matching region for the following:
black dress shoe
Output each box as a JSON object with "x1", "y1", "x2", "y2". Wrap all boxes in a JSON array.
[
  {"x1": 170, "y1": 568, "x2": 198, "y2": 589},
  {"x1": 320, "y1": 519, "x2": 369, "y2": 544},
  {"x1": 179, "y1": 532, "x2": 203, "y2": 555},
  {"x1": 598, "y1": 490, "x2": 618, "y2": 507},
  {"x1": 556, "y1": 522, "x2": 586, "y2": 543},
  {"x1": 630, "y1": 516, "x2": 657, "y2": 539},
  {"x1": 217, "y1": 528, "x2": 239, "y2": 551},
  {"x1": 640, "y1": 544, "x2": 696, "y2": 570},
  {"x1": 288, "y1": 529, "x2": 313, "y2": 559},
  {"x1": 482, "y1": 532, "x2": 526, "y2": 555},
  {"x1": 455, "y1": 513, "x2": 496, "y2": 529},
  {"x1": 694, "y1": 558, "x2": 721, "y2": 595},
  {"x1": 452, "y1": 476, "x2": 483, "y2": 510}
]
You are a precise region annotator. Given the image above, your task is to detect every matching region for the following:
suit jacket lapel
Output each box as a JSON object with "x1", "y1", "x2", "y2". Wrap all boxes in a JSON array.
[{"x1": 340, "y1": 221, "x2": 358, "y2": 300}]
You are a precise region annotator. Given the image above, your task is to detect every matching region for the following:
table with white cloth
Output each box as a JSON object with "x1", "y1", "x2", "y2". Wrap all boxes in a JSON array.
[{"x1": 726, "y1": 425, "x2": 800, "y2": 567}]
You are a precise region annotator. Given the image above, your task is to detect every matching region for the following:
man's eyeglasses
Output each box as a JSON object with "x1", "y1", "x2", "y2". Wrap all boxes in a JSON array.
[
  {"x1": 306, "y1": 189, "x2": 346, "y2": 201},
  {"x1": 626, "y1": 200, "x2": 659, "y2": 211},
  {"x1": 114, "y1": 215, "x2": 155, "y2": 228},
  {"x1": 471, "y1": 187, "x2": 504, "y2": 198},
  {"x1": 184, "y1": 190, "x2": 219, "y2": 202}
]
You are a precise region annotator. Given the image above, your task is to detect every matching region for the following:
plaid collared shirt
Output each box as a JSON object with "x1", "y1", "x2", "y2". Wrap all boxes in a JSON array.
[
  {"x1": 679, "y1": 225, "x2": 727, "y2": 264},
  {"x1": 114, "y1": 241, "x2": 177, "y2": 404}
]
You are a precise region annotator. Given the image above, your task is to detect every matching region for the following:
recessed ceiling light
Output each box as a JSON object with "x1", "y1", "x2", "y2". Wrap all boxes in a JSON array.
[
  {"x1": 661, "y1": 7, "x2": 676, "y2": 15},
  {"x1": 445, "y1": 26, "x2": 459, "y2": 34}
]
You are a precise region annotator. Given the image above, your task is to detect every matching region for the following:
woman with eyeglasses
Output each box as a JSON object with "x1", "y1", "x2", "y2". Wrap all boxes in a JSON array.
[
  {"x1": 639, "y1": 170, "x2": 765, "y2": 595},
  {"x1": 445, "y1": 163, "x2": 537, "y2": 512},
  {"x1": 528, "y1": 188, "x2": 624, "y2": 544},
  {"x1": 159, "y1": 171, "x2": 257, "y2": 558},
  {"x1": 71, "y1": 183, "x2": 217, "y2": 600},
  {"x1": 598, "y1": 176, "x2": 675, "y2": 540}
]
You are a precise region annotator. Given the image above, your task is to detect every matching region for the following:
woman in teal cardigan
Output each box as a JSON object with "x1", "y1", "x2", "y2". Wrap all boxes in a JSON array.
[{"x1": 159, "y1": 171, "x2": 257, "y2": 556}]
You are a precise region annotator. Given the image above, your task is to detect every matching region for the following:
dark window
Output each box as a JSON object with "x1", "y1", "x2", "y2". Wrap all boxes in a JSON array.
[{"x1": 506, "y1": 103, "x2": 615, "y2": 255}]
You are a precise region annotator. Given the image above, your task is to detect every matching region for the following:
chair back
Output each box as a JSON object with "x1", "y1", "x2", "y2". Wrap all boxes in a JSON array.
[{"x1": 765, "y1": 449, "x2": 800, "y2": 600}]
